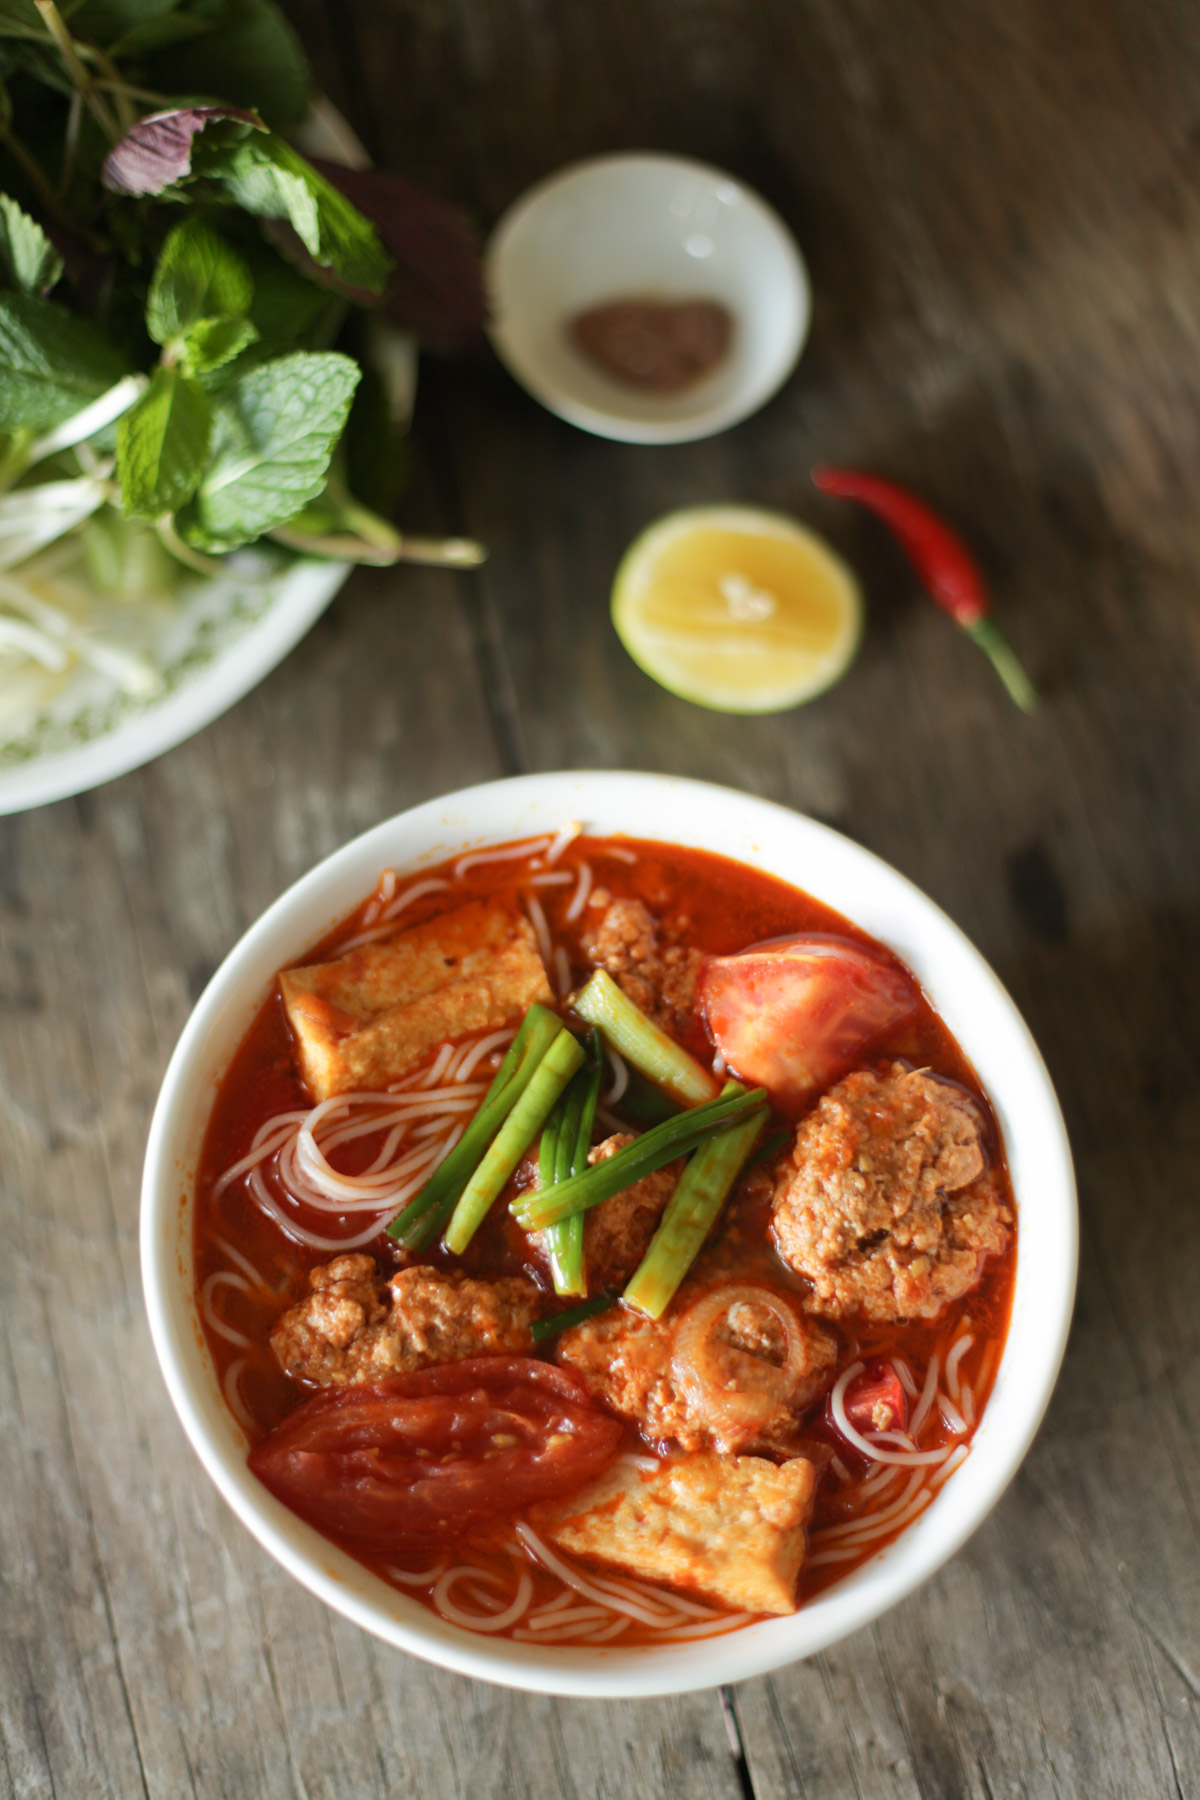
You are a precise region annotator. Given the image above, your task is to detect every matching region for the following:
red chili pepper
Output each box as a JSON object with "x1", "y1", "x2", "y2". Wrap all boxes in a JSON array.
[{"x1": 812, "y1": 466, "x2": 1037, "y2": 711}]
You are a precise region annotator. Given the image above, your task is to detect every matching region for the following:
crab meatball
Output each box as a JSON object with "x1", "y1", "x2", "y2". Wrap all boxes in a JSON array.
[{"x1": 771, "y1": 1062, "x2": 1010, "y2": 1322}]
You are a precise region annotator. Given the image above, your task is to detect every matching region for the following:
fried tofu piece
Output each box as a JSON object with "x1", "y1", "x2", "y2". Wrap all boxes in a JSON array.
[
  {"x1": 279, "y1": 898, "x2": 553, "y2": 1098},
  {"x1": 533, "y1": 1451, "x2": 817, "y2": 1616}
]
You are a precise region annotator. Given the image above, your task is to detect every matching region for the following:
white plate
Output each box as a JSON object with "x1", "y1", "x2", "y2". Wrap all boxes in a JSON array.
[
  {"x1": 0, "y1": 556, "x2": 351, "y2": 816},
  {"x1": 486, "y1": 154, "x2": 811, "y2": 443},
  {"x1": 142, "y1": 771, "x2": 1077, "y2": 1698}
]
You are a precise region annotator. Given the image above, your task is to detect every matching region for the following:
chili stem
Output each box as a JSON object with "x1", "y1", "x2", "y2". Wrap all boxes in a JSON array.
[
  {"x1": 573, "y1": 970, "x2": 718, "y2": 1106},
  {"x1": 443, "y1": 1026, "x2": 585, "y2": 1254},
  {"x1": 389, "y1": 1005, "x2": 560, "y2": 1250},
  {"x1": 964, "y1": 618, "x2": 1038, "y2": 713},
  {"x1": 511, "y1": 1087, "x2": 767, "y2": 1232},
  {"x1": 623, "y1": 1086, "x2": 765, "y2": 1319}
]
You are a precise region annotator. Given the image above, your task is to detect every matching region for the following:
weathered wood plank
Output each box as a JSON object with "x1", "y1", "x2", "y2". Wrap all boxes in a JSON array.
[{"x1": 3, "y1": 0, "x2": 1200, "y2": 1795}]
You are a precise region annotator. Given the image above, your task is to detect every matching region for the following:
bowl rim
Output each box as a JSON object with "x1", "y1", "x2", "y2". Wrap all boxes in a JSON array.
[
  {"x1": 141, "y1": 770, "x2": 1077, "y2": 1698},
  {"x1": 484, "y1": 150, "x2": 811, "y2": 444}
]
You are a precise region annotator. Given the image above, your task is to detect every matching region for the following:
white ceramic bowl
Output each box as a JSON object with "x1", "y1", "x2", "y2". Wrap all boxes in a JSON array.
[
  {"x1": 141, "y1": 772, "x2": 1076, "y2": 1698},
  {"x1": 485, "y1": 155, "x2": 810, "y2": 443}
]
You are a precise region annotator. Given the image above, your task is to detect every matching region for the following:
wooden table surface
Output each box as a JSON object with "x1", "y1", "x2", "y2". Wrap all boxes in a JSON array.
[{"x1": 4, "y1": 3, "x2": 1200, "y2": 1795}]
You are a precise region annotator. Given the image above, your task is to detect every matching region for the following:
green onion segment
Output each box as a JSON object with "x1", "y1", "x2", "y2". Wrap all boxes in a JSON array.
[
  {"x1": 443, "y1": 1024, "x2": 585, "y2": 1254},
  {"x1": 623, "y1": 1084, "x2": 766, "y2": 1319},
  {"x1": 541, "y1": 1029, "x2": 603, "y2": 1296},
  {"x1": 388, "y1": 1004, "x2": 560, "y2": 1251},
  {"x1": 573, "y1": 970, "x2": 718, "y2": 1106},
  {"x1": 530, "y1": 1290, "x2": 617, "y2": 1344},
  {"x1": 511, "y1": 1085, "x2": 767, "y2": 1233}
]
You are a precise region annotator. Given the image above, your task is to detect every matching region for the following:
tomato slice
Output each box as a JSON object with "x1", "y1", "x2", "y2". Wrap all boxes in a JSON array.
[
  {"x1": 842, "y1": 1360, "x2": 909, "y2": 1436},
  {"x1": 698, "y1": 933, "x2": 917, "y2": 1112},
  {"x1": 248, "y1": 1357, "x2": 622, "y2": 1550}
]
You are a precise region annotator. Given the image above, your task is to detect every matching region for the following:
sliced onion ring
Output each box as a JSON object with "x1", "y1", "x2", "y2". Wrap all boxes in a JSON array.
[{"x1": 670, "y1": 1284, "x2": 813, "y2": 1453}]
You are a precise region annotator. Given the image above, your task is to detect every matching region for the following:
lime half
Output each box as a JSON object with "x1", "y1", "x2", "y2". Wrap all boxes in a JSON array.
[{"x1": 612, "y1": 505, "x2": 862, "y2": 712}]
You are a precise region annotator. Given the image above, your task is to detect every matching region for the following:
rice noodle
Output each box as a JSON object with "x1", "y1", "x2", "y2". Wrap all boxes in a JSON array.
[
  {"x1": 712, "y1": 1049, "x2": 727, "y2": 1078},
  {"x1": 830, "y1": 1455, "x2": 851, "y2": 1484},
  {"x1": 212, "y1": 1235, "x2": 275, "y2": 1291},
  {"x1": 200, "y1": 1271, "x2": 253, "y2": 1348},
  {"x1": 381, "y1": 876, "x2": 451, "y2": 921},
  {"x1": 432, "y1": 1566, "x2": 533, "y2": 1632},
  {"x1": 808, "y1": 1544, "x2": 869, "y2": 1568},
  {"x1": 893, "y1": 1357, "x2": 919, "y2": 1400},
  {"x1": 553, "y1": 946, "x2": 572, "y2": 998},
  {"x1": 545, "y1": 821, "x2": 583, "y2": 863},
  {"x1": 455, "y1": 839, "x2": 553, "y2": 879},
  {"x1": 582, "y1": 1616, "x2": 631, "y2": 1643},
  {"x1": 420, "y1": 1042, "x2": 456, "y2": 1088},
  {"x1": 600, "y1": 846, "x2": 637, "y2": 864},
  {"x1": 960, "y1": 1385, "x2": 975, "y2": 1426},
  {"x1": 943, "y1": 1333, "x2": 974, "y2": 1402},
  {"x1": 931, "y1": 1444, "x2": 970, "y2": 1487},
  {"x1": 222, "y1": 1358, "x2": 254, "y2": 1432},
  {"x1": 814, "y1": 1470, "x2": 926, "y2": 1544},
  {"x1": 658, "y1": 1614, "x2": 754, "y2": 1640},
  {"x1": 603, "y1": 1047, "x2": 629, "y2": 1106},
  {"x1": 830, "y1": 1363, "x2": 950, "y2": 1467},
  {"x1": 527, "y1": 871, "x2": 572, "y2": 887},
  {"x1": 455, "y1": 1028, "x2": 515, "y2": 1082},
  {"x1": 908, "y1": 1352, "x2": 941, "y2": 1438},
  {"x1": 517, "y1": 1525, "x2": 698, "y2": 1628},
  {"x1": 939, "y1": 1395, "x2": 968, "y2": 1437},
  {"x1": 524, "y1": 1606, "x2": 610, "y2": 1633},
  {"x1": 525, "y1": 895, "x2": 553, "y2": 968},
  {"x1": 386, "y1": 1562, "x2": 447, "y2": 1586},
  {"x1": 564, "y1": 861, "x2": 593, "y2": 922},
  {"x1": 380, "y1": 869, "x2": 397, "y2": 903}
]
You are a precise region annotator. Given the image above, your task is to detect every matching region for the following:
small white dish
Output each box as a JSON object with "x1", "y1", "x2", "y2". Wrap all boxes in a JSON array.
[
  {"x1": 142, "y1": 771, "x2": 1077, "y2": 1699},
  {"x1": 485, "y1": 154, "x2": 811, "y2": 444}
]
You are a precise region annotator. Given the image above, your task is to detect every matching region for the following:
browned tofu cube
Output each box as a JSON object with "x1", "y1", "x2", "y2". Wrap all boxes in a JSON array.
[
  {"x1": 533, "y1": 1451, "x2": 816, "y2": 1616},
  {"x1": 279, "y1": 898, "x2": 553, "y2": 1098}
]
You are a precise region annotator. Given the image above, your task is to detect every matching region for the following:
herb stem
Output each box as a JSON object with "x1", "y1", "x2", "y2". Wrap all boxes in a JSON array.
[
  {"x1": 154, "y1": 516, "x2": 230, "y2": 580},
  {"x1": 34, "y1": 1, "x2": 120, "y2": 143}
]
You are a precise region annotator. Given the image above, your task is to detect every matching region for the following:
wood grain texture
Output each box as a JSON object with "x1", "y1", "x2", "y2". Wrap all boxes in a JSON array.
[{"x1": 3, "y1": 0, "x2": 1200, "y2": 1795}]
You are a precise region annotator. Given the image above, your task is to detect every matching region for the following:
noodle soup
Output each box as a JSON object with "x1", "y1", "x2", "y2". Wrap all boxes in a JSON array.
[{"x1": 192, "y1": 828, "x2": 1017, "y2": 1645}]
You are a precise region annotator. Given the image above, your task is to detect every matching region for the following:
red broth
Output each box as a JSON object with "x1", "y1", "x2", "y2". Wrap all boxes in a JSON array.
[{"x1": 194, "y1": 834, "x2": 1016, "y2": 1642}]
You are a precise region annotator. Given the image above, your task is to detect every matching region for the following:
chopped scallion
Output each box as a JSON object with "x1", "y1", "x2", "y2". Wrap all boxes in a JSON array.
[
  {"x1": 511, "y1": 1085, "x2": 767, "y2": 1232},
  {"x1": 443, "y1": 1025, "x2": 585, "y2": 1254},
  {"x1": 388, "y1": 1004, "x2": 560, "y2": 1250},
  {"x1": 623, "y1": 1084, "x2": 765, "y2": 1319},
  {"x1": 573, "y1": 969, "x2": 718, "y2": 1106},
  {"x1": 530, "y1": 1291, "x2": 617, "y2": 1343}
]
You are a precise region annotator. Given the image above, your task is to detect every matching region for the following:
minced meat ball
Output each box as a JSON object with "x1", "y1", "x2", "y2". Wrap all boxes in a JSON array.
[
  {"x1": 771, "y1": 1062, "x2": 1010, "y2": 1322},
  {"x1": 270, "y1": 1257, "x2": 540, "y2": 1385}
]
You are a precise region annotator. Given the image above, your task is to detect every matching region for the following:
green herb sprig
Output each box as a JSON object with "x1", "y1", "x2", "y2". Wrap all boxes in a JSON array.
[{"x1": 0, "y1": 0, "x2": 486, "y2": 609}]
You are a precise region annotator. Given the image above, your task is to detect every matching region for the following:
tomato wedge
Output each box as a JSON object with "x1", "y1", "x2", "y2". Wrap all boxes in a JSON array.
[
  {"x1": 698, "y1": 933, "x2": 917, "y2": 1112},
  {"x1": 841, "y1": 1360, "x2": 909, "y2": 1436},
  {"x1": 248, "y1": 1357, "x2": 622, "y2": 1550}
]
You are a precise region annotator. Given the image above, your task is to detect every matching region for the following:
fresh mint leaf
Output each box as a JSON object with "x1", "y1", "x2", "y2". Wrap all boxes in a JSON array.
[
  {"x1": 0, "y1": 191, "x2": 62, "y2": 294},
  {"x1": 240, "y1": 243, "x2": 329, "y2": 357},
  {"x1": 117, "y1": 364, "x2": 211, "y2": 517},
  {"x1": 181, "y1": 314, "x2": 258, "y2": 375},
  {"x1": 146, "y1": 217, "x2": 253, "y2": 347},
  {"x1": 0, "y1": 291, "x2": 127, "y2": 431},
  {"x1": 102, "y1": 106, "x2": 263, "y2": 197},
  {"x1": 179, "y1": 350, "x2": 359, "y2": 549},
  {"x1": 194, "y1": 134, "x2": 390, "y2": 297}
]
